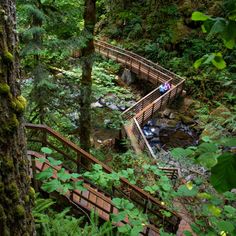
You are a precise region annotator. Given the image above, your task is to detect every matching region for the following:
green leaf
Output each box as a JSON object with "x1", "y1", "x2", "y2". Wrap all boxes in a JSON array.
[
  {"x1": 57, "y1": 168, "x2": 71, "y2": 182},
  {"x1": 176, "y1": 185, "x2": 198, "y2": 197},
  {"x1": 171, "y1": 148, "x2": 193, "y2": 159},
  {"x1": 217, "y1": 221, "x2": 235, "y2": 233},
  {"x1": 131, "y1": 225, "x2": 143, "y2": 236},
  {"x1": 224, "y1": 38, "x2": 235, "y2": 49},
  {"x1": 191, "y1": 11, "x2": 210, "y2": 21},
  {"x1": 74, "y1": 180, "x2": 86, "y2": 191},
  {"x1": 194, "y1": 58, "x2": 204, "y2": 69},
  {"x1": 208, "y1": 18, "x2": 226, "y2": 37},
  {"x1": 118, "y1": 224, "x2": 131, "y2": 233},
  {"x1": 224, "y1": 205, "x2": 236, "y2": 218},
  {"x1": 201, "y1": 136, "x2": 212, "y2": 143},
  {"x1": 197, "y1": 152, "x2": 218, "y2": 168},
  {"x1": 198, "y1": 142, "x2": 218, "y2": 153},
  {"x1": 47, "y1": 157, "x2": 62, "y2": 166},
  {"x1": 111, "y1": 211, "x2": 126, "y2": 222},
  {"x1": 183, "y1": 231, "x2": 193, "y2": 236},
  {"x1": 212, "y1": 54, "x2": 226, "y2": 69},
  {"x1": 41, "y1": 179, "x2": 62, "y2": 193},
  {"x1": 41, "y1": 147, "x2": 52, "y2": 155},
  {"x1": 36, "y1": 168, "x2": 53, "y2": 180},
  {"x1": 210, "y1": 152, "x2": 236, "y2": 192},
  {"x1": 70, "y1": 173, "x2": 80, "y2": 179},
  {"x1": 207, "y1": 205, "x2": 221, "y2": 216},
  {"x1": 217, "y1": 137, "x2": 236, "y2": 146}
]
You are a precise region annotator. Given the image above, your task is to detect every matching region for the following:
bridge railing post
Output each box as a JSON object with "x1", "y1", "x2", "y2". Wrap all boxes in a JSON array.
[{"x1": 77, "y1": 152, "x2": 81, "y2": 173}]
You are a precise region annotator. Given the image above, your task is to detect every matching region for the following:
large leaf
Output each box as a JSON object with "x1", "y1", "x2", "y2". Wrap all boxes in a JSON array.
[
  {"x1": 41, "y1": 179, "x2": 62, "y2": 193},
  {"x1": 36, "y1": 167, "x2": 53, "y2": 180},
  {"x1": 57, "y1": 168, "x2": 72, "y2": 182},
  {"x1": 171, "y1": 147, "x2": 193, "y2": 159},
  {"x1": 192, "y1": 11, "x2": 210, "y2": 21},
  {"x1": 41, "y1": 147, "x2": 52, "y2": 155},
  {"x1": 197, "y1": 152, "x2": 218, "y2": 168},
  {"x1": 217, "y1": 221, "x2": 235, "y2": 233},
  {"x1": 47, "y1": 157, "x2": 62, "y2": 166},
  {"x1": 175, "y1": 185, "x2": 198, "y2": 197},
  {"x1": 210, "y1": 152, "x2": 236, "y2": 192},
  {"x1": 212, "y1": 53, "x2": 226, "y2": 69},
  {"x1": 208, "y1": 18, "x2": 226, "y2": 37}
]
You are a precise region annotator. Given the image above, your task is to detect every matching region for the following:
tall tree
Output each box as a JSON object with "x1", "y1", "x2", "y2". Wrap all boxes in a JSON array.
[
  {"x1": 79, "y1": 0, "x2": 96, "y2": 153},
  {"x1": 0, "y1": 0, "x2": 35, "y2": 235}
]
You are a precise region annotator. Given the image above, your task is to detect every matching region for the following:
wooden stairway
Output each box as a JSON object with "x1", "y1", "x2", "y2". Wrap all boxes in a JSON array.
[
  {"x1": 26, "y1": 124, "x2": 181, "y2": 235},
  {"x1": 28, "y1": 150, "x2": 160, "y2": 235}
]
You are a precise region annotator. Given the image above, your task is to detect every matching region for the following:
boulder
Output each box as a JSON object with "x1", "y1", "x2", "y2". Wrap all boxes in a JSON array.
[{"x1": 121, "y1": 68, "x2": 135, "y2": 85}]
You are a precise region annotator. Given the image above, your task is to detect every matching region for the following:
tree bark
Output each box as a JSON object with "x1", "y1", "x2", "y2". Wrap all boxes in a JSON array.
[
  {"x1": 0, "y1": 1, "x2": 35, "y2": 235},
  {"x1": 79, "y1": 0, "x2": 96, "y2": 155}
]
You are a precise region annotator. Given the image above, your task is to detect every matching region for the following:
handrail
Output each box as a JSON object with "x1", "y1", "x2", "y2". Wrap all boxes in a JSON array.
[
  {"x1": 95, "y1": 40, "x2": 183, "y2": 83},
  {"x1": 95, "y1": 41, "x2": 173, "y2": 84},
  {"x1": 25, "y1": 123, "x2": 181, "y2": 231},
  {"x1": 93, "y1": 40, "x2": 185, "y2": 160}
]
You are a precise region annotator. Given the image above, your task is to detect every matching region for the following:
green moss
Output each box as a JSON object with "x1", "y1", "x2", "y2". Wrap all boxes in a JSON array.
[
  {"x1": 0, "y1": 83, "x2": 10, "y2": 95},
  {"x1": 3, "y1": 50, "x2": 13, "y2": 63},
  {"x1": 28, "y1": 187, "x2": 35, "y2": 200},
  {"x1": 7, "y1": 182, "x2": 19, "y2": 200},
  {"x1": 8, "y1": 114, "x2": 19, "y2": 130},
  {"x1": 11, "y1": 96, "x2": 27, "y2": 113},
  {"x1": 15, "y1": 204, "x2": 25, "y2": 217},
  {"x1": 24, "y1": 195, "x2": 30, "y2": 203},
  {"x1": 2, "y1": 158, "x2": 14, "y2": 172},
  {"x1": 0, "y1": 205, "x2": 9, "y2": 236}
]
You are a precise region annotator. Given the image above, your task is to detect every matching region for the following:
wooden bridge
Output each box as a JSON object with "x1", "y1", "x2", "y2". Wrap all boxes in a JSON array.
[
  {"x1": 26, "y1": 123, "x2": 181, "y2": 235},
  {"x1": 95, "y1": 40, "x2": 185, "y2": 158},
  {"x1": 26, "y1": 41, "x2": 188, "y2": 234}
]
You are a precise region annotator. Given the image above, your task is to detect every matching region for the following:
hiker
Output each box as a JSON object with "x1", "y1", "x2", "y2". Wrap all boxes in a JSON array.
[{"x1": 159, "y1": 82, "x2": 171, "y2": 94}]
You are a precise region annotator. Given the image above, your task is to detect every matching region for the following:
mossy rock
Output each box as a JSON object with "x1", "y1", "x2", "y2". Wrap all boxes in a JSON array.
[{"x1": 180, "y1": 114, "x2": 195, "y2": 125}]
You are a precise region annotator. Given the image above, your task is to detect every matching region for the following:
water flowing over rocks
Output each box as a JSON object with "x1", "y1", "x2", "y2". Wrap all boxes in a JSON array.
[{"x1": 141, "y1": 98, "x2": 209, "y2": 179}]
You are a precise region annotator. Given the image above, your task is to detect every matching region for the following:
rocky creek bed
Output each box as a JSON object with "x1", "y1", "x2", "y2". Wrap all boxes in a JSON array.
[{"x1": 142, "y1": 100, "x2": 209, "y2": 180}]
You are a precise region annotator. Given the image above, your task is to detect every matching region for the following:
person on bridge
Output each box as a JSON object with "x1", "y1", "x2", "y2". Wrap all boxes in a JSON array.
[{"x1": 159, "y1": 82, "x2": 171, "y2": 95}]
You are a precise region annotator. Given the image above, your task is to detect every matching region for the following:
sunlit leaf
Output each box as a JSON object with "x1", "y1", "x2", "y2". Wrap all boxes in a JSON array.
[
  {"x1": 41, "y1": 147, "x2": 52, "y2": 155},
  {"x1": 192, "y1": 11, "x2": 210, "y2": 21}
]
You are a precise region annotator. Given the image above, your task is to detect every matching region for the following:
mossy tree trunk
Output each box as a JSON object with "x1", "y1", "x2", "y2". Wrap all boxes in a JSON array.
[
  {"x1": 79, "y1": 0, "x2": 96, "y2": 156},
  {"x1": 0, "y1": 1, "x2": 35, "y2": 235}
]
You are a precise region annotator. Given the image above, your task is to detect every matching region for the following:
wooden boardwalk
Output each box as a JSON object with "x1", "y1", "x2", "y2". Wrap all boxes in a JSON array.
[
  {"x1": 26, "y1": 41, "x2": 188, "y2": 234},
  {"x1": 95, "y1": 40, "x2": 185, "y2": 158},
  {"x1": 26, "y1": 124, "x2": 181, "y2": 235}
]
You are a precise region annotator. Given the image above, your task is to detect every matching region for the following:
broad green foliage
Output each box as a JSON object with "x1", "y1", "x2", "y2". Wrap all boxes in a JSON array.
[
  {"x1": 112, "y1": 198, "x2": 147, "y2": 236},
  {"x1": 191, "y1": 0, "x2": 236, "y2": 69},
  {"x1": 171, "y1": 136, "x2": 236, "y2": 192},
  {"x1": 210, "y1": 152, "x2": 236, "y2": 192}
]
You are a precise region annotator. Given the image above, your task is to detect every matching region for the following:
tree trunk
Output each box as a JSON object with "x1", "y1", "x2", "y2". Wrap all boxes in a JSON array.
[
  {"x1": 79, "y1": 0, "x2": 96, "y2": 155},
  {"x1": 0, "y1": 1, "x2": 35, "y2": 235}
]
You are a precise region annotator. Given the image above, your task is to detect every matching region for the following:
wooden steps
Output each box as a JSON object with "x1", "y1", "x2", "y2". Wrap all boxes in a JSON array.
[{"x1": 28, "y1": 151, "x2": 160, "y2": 235}]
